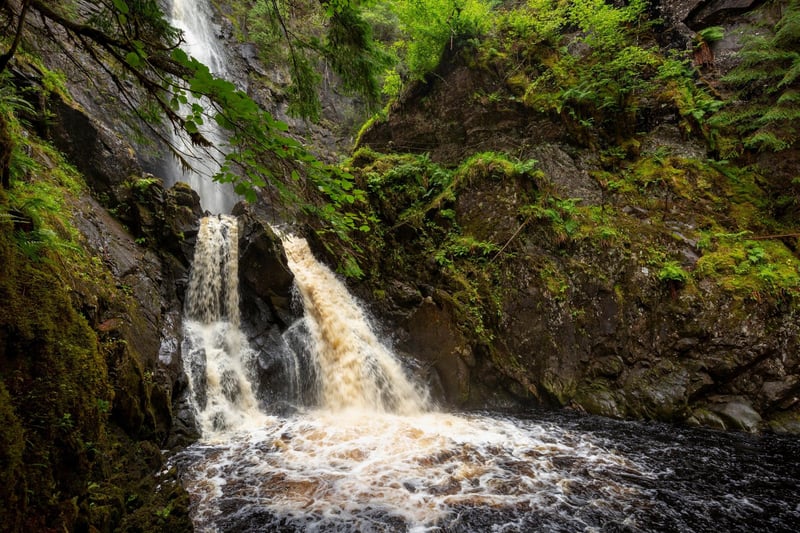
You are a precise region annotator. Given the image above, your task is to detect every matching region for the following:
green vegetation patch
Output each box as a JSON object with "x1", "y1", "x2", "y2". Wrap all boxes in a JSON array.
[{"x1": 696, "y1": 238, "x2": 800, "y2": 302}]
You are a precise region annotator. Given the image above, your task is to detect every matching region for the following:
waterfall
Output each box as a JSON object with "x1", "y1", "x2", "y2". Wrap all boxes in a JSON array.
[
  {"x1": 283, "y1": 236, "x2": 429, "y2": 415},
  {"x1": 182, "y1": 215, "x2": 263, "y2": 434},
  {"x1": 166, "y1": 0, "x2": 237, "y2": 214},
  {"x1": 174, "y1": 229, "x2": 800, "y2": 532}
]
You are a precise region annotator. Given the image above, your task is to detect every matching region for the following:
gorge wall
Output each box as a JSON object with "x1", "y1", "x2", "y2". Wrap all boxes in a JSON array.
[
  {"x1": 1, "y1": 0, "x2": 798, "y2": 529},
  {"x1": 339, "y1": 0, "x2": 800, "y2": 433}
]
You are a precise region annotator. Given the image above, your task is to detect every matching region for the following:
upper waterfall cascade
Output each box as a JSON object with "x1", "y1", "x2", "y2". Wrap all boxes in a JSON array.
[{"x1": 167, "y1": 0, "x2": 237, "y2": 214}]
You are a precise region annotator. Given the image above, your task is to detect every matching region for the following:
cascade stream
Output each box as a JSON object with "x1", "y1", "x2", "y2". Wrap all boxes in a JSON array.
[
  {"x1": 171, "y1": 4, "x2": 800, "y2": 531},
  {"x1": 166, "y1": 0, "x2": 237, "y2": 214}
]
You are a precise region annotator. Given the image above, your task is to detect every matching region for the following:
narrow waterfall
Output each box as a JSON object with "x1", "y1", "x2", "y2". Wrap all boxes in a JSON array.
[
  {"x1": 182, "y1": 215, "x2": 263, "y2": 434},
  {"x1": 167, "y1": 0, "x2": 237, "y2": 214}
]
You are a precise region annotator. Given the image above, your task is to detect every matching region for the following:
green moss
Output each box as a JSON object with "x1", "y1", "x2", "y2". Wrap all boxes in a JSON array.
[
  {"x1": 696, "y1": 238, "x2": 800, "y2": 302},
  {"x1": 0, "y1": 92, "x2": 188, "y2": 530},
  {"x1": 0, "y1": 381, "x2": 26, "y2": 530}
]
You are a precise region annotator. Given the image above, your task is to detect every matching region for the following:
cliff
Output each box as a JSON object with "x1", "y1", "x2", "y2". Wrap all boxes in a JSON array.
[
  {"x1": 326, "y1": 0, "x2": 800, "y2": 433},
  {"x1": 1, "y1": 0, "x2": 798, "y2": 529}
]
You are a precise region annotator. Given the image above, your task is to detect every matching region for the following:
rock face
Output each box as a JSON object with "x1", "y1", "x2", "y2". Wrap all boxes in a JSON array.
[
  {"x1": 361, "y1": 47, "x2": 568, "y2": 165},
  {"x1": 47, "y1": 96, "x2": 143, "y2": 200},
  {"x1": 349, "y1": 0, "x2": 800, "y2": 433},
  {"x1": 233, "y1": 203, "x2": 305, "y2": 407}
]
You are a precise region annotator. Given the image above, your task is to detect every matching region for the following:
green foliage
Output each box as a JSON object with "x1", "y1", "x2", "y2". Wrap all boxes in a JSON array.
[
  {"x1": 657, "y1": 56, "x2": 723, "y2": 136},
  {"x1": 711, "y1": 0, "x2": 800, "y2": 155},
  {"x1": 696, "y1": 238, "x2": 800, "y2": 301},
  {"x1": 657, "y1": 261, "x2": 689, "y2": 283},
  {"x1": 435, "y1": 234, "x2": 498, "y2": 265},
  {"x1": 521, "y1": 197, "x2": 581, "y2": 245},
  {"x1": 246, "y1": 0, "x2": 387, "y2": 120},
  {"x1": 323, "y1": 5, "x2": 390, "y2": 102},
  {"x1": 388, "y1": 0, "x2": 494, "y2": 79},
  {"x1": 452, "y1": 151, "x2": 539, "y2": 186},
  {"x1": 696, "y1": 26, "x2": 724, "y2": 45},
  {"x1": 490, "y1": 0, "x2": 669, "y2": 141}
]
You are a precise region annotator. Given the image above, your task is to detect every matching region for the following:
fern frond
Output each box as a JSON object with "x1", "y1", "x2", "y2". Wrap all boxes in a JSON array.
[
  {"x1": 759, "y1": 104, "x2": 800, "y2": 124},
  {"x1": 778, "y1": 57, "x2": 800, "y2": 87},
  {"x1": 737, "y1": 48, "x2": 796, "y2": 68},
  {"x1": 773, "y1": 4, "x2": 800, "y2": 49},
  {"x1": 777, "y1": 89, "x2": 800, "y2": 104},
  {"x1": 744, "y1": 130, "x2": 793, "y2": 152}
]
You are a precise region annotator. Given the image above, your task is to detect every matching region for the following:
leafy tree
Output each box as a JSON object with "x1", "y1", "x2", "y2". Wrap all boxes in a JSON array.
[
  {"x1": 387, "y1": 0, "x2": 494, "y2": 80},
  {"x1": 245, "y1": 0, "x2": 389, "y2": 121},
  {"x1": 0, "y1": 0, "x2": 373, "y2": 233}
]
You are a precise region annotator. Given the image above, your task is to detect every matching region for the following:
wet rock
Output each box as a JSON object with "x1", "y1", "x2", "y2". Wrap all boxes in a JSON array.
[
  {"x1": 573, "y1": 383, "x2": 625, "y2": 419},
  {"x1": 455, "y1": 171, "x2": 534, "y2": 245},
  {"x1": 528, "y1": 144, "x2": 603, "y2": 205},
  {"x1": 400, "y1": 296, "x2": 472, "y2": 404},
  {"x1": 114, "y1": 176, "x2": 203, "y2": 267},
  {"x1": 760, "y1": 377, "x2": 799, "y2": 407},
  {"x1": 233, "y1": 202, "x2": 295, "y2": 327},
  {"x1": 687, "y1": 408, "x2": 727, "y2": 430},
  {"x1": 623, "y1": 362, "x2": 692, "y2": 421},
  {"x1": 709, "y1": 398, "x2": 762, "y2": 432},
  {"x1": 640, "y1": 124, "x2": 708, "y2": 160},
  {"x1": 47, "y1": 96, "x2": 142, "y2": 201},
  {"x1": 387, "y1": 280, "x2": 423, "y2": 308},
  {"x1": 686, "y1": 0, "x2": 761, "y2": 28},
  {"x1": 766, "y1": 411, "x2": 800, "y2": 434}
]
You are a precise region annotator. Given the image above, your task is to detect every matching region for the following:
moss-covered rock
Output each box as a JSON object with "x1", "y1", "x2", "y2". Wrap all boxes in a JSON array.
[{"x1": 0, "y1": 101, "x2": 193, "y2": 530}]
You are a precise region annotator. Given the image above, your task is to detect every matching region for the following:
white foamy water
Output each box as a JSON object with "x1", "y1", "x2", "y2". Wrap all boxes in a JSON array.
[
  {"x1": 182, "y1": 216, "x2": 264, "y2": 434},
  {"x1": 178, "y1": 411, "x2": 647, "y2": 531},
  {"x1": 177, "y1": 234, "x2": 649, "y2": 531},
  {"x1": 167, "y1": 0, "x2": 237, "y2": 214}
]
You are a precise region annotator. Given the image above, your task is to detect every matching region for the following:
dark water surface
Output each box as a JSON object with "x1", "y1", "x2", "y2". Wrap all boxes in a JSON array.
[{"x1": 174, "y1": 408, "x2": 800, "y2": 532}]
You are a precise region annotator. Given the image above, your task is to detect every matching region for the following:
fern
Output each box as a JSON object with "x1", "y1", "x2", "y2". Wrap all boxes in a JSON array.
[
  {"x1": 759, "y1": 105, "x2": 800, "y2": 124},
  {"x1": 773, "y1": 4, "x2": 800, "y2": 48},
  {"x1": 712, "y1": 0, "x2": 800, "y2": 154},
  {"x1": 777, "y1": 89, "x2": 800, "y2": 104},
  {"x1": 778, "y1": 56, "x2": 800, "y2": 87},
  {"x1": 744, "y1": 131, "x2": 792, "y2": 152}
]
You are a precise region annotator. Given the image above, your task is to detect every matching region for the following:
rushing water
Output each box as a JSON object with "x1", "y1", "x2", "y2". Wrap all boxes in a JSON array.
[
  {"x1": 182, "y1": 215, "x2": 264, "y2": 434},
  {"x1": 175, "y1": 224, "x2": 800, "y2": 532},
  {"x1": 167, "y1": 0, "x2": 237, "y2": 214}
]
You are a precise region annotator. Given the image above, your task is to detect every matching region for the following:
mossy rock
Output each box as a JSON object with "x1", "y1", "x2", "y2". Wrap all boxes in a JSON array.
[
  {"x1": 573, "y1": 381, "x2": 625, "y2": 418},
  {"x1": 709, "y1": 398, "x2": 763, "y2": 433},
  {"x1": 766, "y1": 411, "x2": 800, "y2": 434}
]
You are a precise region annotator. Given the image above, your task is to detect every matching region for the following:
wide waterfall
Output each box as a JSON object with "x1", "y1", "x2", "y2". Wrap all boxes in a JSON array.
[
  {"x1": 167, "y1": 0, "x2": 237, "y2": 214},
  {"x1": 283, "y1": 235, "x2": 428, "y2": 415}
]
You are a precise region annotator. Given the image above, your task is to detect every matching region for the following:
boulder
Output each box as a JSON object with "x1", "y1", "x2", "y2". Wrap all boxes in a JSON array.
[
  {"x1": 233, "y1": 203, "x2": 295, "y2": 327},
  {"x1": 709, "y1": 397, "x2": 763, "y2": 432}
]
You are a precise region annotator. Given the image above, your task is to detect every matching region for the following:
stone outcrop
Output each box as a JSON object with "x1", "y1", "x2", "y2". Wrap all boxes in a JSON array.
[
  {"x1": 233, "y1": 203, "x2": 304, "y2": 408},
  {"x1": 349, "y1": 0, "x2": 800, "y2": 433},
  {"x1": 360, "y1": 47, "x2": 568, "y2": 166}
]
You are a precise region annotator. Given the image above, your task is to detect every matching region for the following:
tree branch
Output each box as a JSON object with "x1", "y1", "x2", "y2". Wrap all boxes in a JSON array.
[{"x1": 0, "y1": 0, "x2": 32, "y2": 74}]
